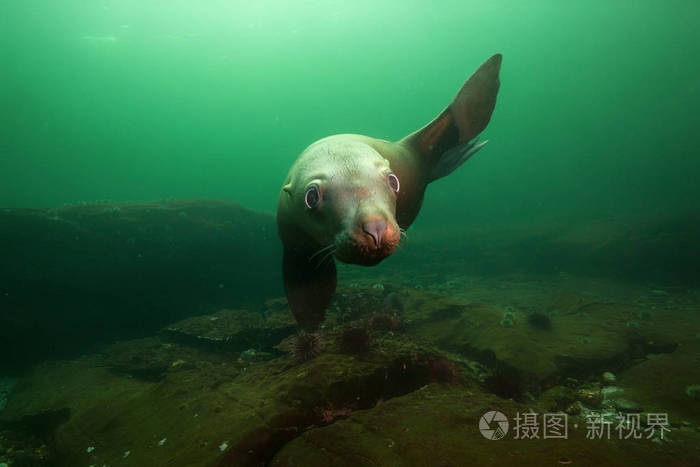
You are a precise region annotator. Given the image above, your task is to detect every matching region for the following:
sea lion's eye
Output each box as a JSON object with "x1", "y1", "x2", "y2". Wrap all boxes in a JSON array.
[
  {"x1": 304, "y1": 186, "x2": 321, "y2": 209},
  {"x1": 386, "y1": 173, "x2": 400, "y2": 193}
]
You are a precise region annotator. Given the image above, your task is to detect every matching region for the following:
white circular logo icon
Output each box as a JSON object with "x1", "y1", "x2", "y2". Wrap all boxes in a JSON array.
[{"x1": 479, "y1": 411, "x2": 509, "y2": 440}]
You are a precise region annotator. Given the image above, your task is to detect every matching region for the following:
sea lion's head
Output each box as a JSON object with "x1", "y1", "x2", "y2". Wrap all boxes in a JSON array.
[{"x1": 278, "y1": 138, "x2": 401, "y2": 266}]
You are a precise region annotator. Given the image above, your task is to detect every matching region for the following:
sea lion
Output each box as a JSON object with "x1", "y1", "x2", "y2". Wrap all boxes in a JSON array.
[{"x1": 277, "y1": 54, "x2": 502, "y2": 332}]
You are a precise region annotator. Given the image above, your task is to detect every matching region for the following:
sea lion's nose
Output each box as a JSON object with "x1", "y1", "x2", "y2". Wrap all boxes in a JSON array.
[{"x1": 362, "y1": 219, "x2": 387, "y2": 246}]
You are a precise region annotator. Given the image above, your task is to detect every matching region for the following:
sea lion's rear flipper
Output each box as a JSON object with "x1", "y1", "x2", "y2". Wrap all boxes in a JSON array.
[
  {"x1": 402, "y1": 53, "x2": 502, "y2": 182},
  {"x1": 282, "y1": 248, "x2": 337, "y2": 333}
]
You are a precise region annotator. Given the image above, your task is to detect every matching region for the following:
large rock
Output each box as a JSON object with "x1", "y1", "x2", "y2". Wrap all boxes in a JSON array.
[
  {"x1": 270, "y1": 381, "x2": 700, "y2": 466},
  {"x1": 325, "y1": 285, "x2": 691, "y2": 399},
  {"x1": 0, "y1": 199, "x2": 282, "y2": 372},
  {"x1": 1, "y1": 283, "x2": 699, "y2": 466},
  {"x1": 160, "y1": 304, "x2": 296, "y2": 354},
  {"x1": 616, "y1": 338, "x2": 700, "y2": 423},
  {"x1": 402, "y1": 290, "x2": 688, "y2": 398},
  {"x1": 1, "y1": 334, "x2": 456, "y2": 466}
]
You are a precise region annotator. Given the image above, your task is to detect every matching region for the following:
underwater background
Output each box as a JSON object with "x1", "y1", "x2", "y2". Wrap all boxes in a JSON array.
[
  {"x1": 1, "y1": 1, "x2": 700, "y2": 466},
  {"x1": 3, "y1": 1, "x2": 699, "y2": 224}
]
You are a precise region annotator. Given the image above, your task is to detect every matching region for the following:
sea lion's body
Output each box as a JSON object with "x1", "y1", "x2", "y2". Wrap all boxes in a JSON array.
[{"x1": 277, "y1": 54, "x2": 502, "y2": 332}]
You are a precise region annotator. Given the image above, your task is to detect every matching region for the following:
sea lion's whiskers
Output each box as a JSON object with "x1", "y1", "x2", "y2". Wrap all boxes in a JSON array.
[
  {"x1": 316, "y1": 247, "x2": 337, "y2": 268},
  {"x1": 309, "y1": 244, "x2": 335, "y2": 263},
  {"x1": 397, "y1": 228, "x2": 408, "y2": 248}
]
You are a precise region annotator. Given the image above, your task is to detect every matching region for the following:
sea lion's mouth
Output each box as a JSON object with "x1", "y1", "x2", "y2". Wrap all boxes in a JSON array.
[
  {"x1": 334, "y1": 226, "x2": 400, "y2": 266},
  {"x1": 335, "y1": 242, "x2": 396, "y2": 266}
]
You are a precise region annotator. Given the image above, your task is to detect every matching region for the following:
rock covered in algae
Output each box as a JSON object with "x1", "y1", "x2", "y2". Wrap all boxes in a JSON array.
[
  {"x1": 2, "y1": 283, "x2": 700, "y2": 466},
  {"x1": 161, "y1": 307, "x2": 296, "y2": 353},
  {"x1": 0, "y1": 199, "x2": 282, "y2": 372}
]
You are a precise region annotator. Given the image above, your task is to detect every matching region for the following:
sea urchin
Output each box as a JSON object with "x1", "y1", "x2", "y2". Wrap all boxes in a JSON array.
[{"x1": 291, "y1": 333, "x2": 324, "y2": 362}]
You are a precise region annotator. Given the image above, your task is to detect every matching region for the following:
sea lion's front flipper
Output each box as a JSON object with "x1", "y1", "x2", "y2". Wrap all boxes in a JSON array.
[
  {"x1": 402, "y1": 53, "x2": 502, "y2": 182},
  {"x1": 282, "y1": 248, "x2": 337, "y2": 333}
]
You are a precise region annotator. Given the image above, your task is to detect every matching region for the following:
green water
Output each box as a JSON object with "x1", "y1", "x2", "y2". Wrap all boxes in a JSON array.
[
  {"x1": 3, "y1": 4, "x2": 700, "y2": 464},
  {"x1": 3, "y1": 1, "x2": 699, "y2": 231}
]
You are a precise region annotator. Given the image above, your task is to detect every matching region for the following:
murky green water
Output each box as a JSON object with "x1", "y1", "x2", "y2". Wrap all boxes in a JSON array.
[{"x1": 3, "y1": 1, "x2": 699, "y2": 230}]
